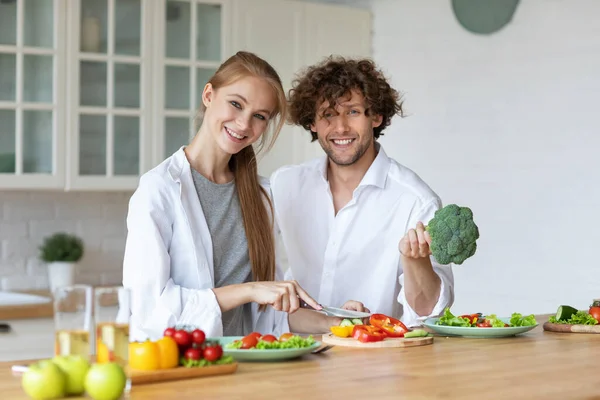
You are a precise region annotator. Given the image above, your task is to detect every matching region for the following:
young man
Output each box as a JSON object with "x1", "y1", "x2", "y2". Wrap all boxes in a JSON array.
[{"x1": 270, "y1": 57, "x2": 454, "y2": 327}]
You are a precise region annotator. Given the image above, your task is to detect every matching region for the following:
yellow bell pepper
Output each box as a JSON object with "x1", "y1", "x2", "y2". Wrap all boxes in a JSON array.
[
  {"x1": 330, "y1": 325, "x2": 354, "y2": 338},
  {"x1": 128, "y1": 340, "x2": 161, "y2": 371},
  {"x1": 156, "y1": 336, "x2": 179, "y2": 369}
]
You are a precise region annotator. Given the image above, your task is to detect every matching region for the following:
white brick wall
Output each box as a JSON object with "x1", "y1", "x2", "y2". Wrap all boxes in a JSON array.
[
  {"x1": 0, "y1": 191, "x2": 132, "y2": 291},
  {"x1": 372, "y1": 0, "x2": 600, "y2": 315}
]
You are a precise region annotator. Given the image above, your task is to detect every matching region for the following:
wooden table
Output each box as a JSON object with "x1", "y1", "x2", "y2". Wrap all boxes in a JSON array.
[{"x1": 1, "y1": 316, "x2": 599, "y2": 400}]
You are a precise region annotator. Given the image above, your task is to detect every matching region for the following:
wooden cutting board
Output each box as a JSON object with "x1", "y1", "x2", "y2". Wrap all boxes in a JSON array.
[
  {"x1": 543, "y1": 322, "x2": 600, "y2": 334},
  {"x1": 128, "y1": 363, "x2": 238, "y2": 385},
  {"x1": 321, "y1": 333, "x2": 433, "y2": 348}
]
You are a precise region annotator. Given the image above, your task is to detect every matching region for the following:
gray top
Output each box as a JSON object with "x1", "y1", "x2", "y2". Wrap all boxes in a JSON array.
[{"x1": 190, "y1": 167, "x2": 252, "y2": 336}]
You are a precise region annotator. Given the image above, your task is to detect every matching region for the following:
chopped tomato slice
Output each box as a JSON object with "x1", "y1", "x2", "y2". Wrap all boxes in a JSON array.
[{"x1": 352, "y1": 325, "x2": 386, "y2": 343}]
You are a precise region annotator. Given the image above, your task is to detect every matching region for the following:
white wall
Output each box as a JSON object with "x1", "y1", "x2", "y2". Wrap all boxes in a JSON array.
[
  {"x1": 0, "y1": 191, "x2": 130, "y2": 291},
  {"x1": 372, "y1": 0, "x2": 600, "y2": 316}
]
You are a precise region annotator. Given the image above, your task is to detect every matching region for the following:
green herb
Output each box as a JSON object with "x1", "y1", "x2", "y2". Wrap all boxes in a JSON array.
[
  {"x1": 549, "y1": 311, "x2": 598, "y2": 325},
  {"x1": 181, "y1": 355, "x2": 234, "y2": 368}
]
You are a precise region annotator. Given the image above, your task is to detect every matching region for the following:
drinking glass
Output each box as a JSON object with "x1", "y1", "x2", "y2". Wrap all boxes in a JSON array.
[
  {"x1": 94, "y1": 286, "x2": 131, "y2": 366},
  {"x1": 53, "y1": 284, "x2": 93, "y2": 358}
]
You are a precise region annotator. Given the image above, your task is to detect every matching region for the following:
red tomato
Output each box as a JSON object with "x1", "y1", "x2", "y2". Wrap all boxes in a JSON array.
[
  {"x1": 241, "y1": 334, "x2": 259, "y2": 349},
  {"x1": 260, "y1": 334, "x2": 277, "y2": 343},
  {"x1": 589, "y1": 306, "x2": 600, "y2": 323},
  {"x1": 163, "y1": 327, "x2": 176, "y2": 338},
  {"x1": 279, "y1": 332, "x2": 294, "y2": 342},
  {"x1": 247, "y1": 332, "x2": 262, "y2": 340},
  {"x1": 191, "y1": 329, "x2": 206, "y2": 345},
  {"x1": 476, "y1": 321, "x2": 491, "y2": 328},
  {"x1": 172, "y1": 330, "x2": 192, "y2": 348},
  {"x1": 203, "y1": 344, "x2": 222, "y2": 362},
  {"x1": 184, "y1": 348, "x2": 202, "y2": 361}
]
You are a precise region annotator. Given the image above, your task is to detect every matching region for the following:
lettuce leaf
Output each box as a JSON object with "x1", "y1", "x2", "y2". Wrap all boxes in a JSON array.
[
  {"x1": 483, "y1": 314, "x2": 506, "y2": 327},
  {"x1": 436, "y1": 307, "x2": 472, "y2": 327},
  {"x1": 509, "y1": 313, "x2": 537, "y2": 326},
  {"x1": 549, "y1": 311, "x2": 598, "y2": 325}
]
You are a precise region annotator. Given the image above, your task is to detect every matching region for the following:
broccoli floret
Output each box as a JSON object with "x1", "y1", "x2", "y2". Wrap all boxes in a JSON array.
[{"x1": 426, "y1": 204, "x2": 480, "y2": 265}]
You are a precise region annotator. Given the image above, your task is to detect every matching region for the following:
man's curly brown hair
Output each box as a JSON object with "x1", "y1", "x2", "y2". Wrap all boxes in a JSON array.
[{"x1": 288, "y1": 56, "x2": 404, "y2": 141}]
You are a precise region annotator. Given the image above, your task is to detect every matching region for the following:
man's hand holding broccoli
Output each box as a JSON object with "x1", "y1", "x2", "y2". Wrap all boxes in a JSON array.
[
  {"x1": 399, "y1": 204, "x2": 480, "y2": 266},
  {"x1": 399, "y1": 204, "x2": 479, "y2": 316}
]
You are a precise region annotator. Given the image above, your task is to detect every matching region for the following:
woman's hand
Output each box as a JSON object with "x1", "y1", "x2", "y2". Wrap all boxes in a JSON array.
[{"x1": 248, "y1": 280, "x2": 322, "y2": 314}]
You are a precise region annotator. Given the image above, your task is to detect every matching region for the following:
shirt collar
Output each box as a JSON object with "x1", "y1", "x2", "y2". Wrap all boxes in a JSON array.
[{"x1": 316, "y1": 141, "x2": 390, "y2": 189}]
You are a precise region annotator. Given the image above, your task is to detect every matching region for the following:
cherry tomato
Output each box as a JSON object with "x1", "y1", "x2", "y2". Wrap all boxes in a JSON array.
[
  {"x1": 247, "y1": 332, "x2": 262, "y2": 340},
  {"x1": 476, "y1": 321, "x2": 491, "y2": 328},
  {"x1": 172, "y1": 330, "x2": 192, "y2": 349},
  {"x1": 279, "y1": 332, "x2": 294, "y2": 342},
  {"x1": 260, "y1": 334, "x2": 277, "y2": 343},
  {"x1": 163, "y1": 327, "x2": 176, "y2": 338},
  {"x1": 191, "y1": 329, "x2": 206, "y2": 345},
  {"x1": 589, "y1": 306, "x2": 600, "y2": 323},
  {"x1": 203, "y1": 347, "x2": 219, "y2": 362},
  {"x1": 241, "y1": 334, "x2": 259, "y2": 349},
  {"x1": 184, "y1": 348, "x2": 202, "y2": 361}
]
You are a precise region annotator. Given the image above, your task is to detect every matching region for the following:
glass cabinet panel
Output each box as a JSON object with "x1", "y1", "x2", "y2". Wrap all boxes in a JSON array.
[
  {"x1": 165, "y1": 117, "x2": 190, "y2": 157},
  {"x1": 80, "y1": 61, "x2": 107, "y2": 106},
  {"x1": 0, "y1": 54, "x2": 17, "y2": 102},
  {"x1": 165, "y1": 66, "x2": 190, "y2": 110},
  {"x1": 24, "y1": 0, "x2": 54, "y2": 48},
  {"x1": 23, "y1": 55, "x2": 53, "y2": 103},
  {"x1": 196, "y1": 4, "x2": 220, "y2": 61},
  {"x1": 0, "y1": 1, "x2": 17, "y2": 45},
  {"x1": 114, "y1": 116, "x2": 140, "y2": 175},
  {"x1": 115, "y1": 0, "x2": 141, "y2": 56},
  {"x1": 23, "y1": 110, "x2": 53, "y2": 173},
  {"x1": 0, "y1": 110, "x2": 16, "y2": 174},
  {"x1": 80, "y1": 0, "x2": 108, "y2": 53},
  {"x1": 114, "y1": 63, "x2": 140, "y2": 108},
  {"x1": 79, "y1": 115, "x2": 107, "y2": 176},
  {"x1": 165, "y1": 1, "x2": 191, "y2": 59}
]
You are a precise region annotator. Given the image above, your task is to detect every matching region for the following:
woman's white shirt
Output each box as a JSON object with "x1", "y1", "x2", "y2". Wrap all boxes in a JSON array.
[{"x1": 122, "y1": 147, "x2": 290, "y2": 341}]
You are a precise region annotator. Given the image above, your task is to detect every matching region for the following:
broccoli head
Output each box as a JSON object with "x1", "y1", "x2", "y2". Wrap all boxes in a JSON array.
[{"x1": 425, "y1": 204, "x2": 479, "y2": 265}]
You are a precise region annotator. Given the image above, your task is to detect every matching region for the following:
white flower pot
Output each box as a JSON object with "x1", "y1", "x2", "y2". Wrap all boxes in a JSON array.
[{"x1": 47, "y1": 262, "x2": 76, "y2": 293}]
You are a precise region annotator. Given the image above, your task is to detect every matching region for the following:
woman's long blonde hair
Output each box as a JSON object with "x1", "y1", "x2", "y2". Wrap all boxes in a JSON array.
[{"x1": 198, "y1": 51, "x2": 287, "y2": 285}]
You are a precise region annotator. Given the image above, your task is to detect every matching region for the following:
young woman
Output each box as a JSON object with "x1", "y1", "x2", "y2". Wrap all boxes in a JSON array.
[{"x1": 122, "y1": 51, "x2": 343, "y2": 341}]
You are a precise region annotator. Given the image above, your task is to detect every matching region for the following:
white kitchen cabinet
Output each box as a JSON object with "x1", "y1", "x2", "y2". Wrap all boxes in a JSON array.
[
  {"x1": 64, "y1": 0, "x2": 153, "y2": 190},
  {"x1": 0, "y1": 0, "x2": 370, "y2": 191},
  {"x1": 0, "y1": 0, "x2": 67, "y2": 189},
  {"x1": 230, "y1": 0, "x2": 372, "y2": 178}
]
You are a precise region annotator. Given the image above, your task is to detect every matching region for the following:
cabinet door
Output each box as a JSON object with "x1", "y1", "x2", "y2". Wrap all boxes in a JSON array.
[
  {"x1": 0, "y1": 0, "x2": 66, "y2": 189},
  {"x1": 66, "y1": 0, "x2": 152, "y2": 190},
  {"x1": 152, "y1": 0, "x2": 230, "y2": 165}
]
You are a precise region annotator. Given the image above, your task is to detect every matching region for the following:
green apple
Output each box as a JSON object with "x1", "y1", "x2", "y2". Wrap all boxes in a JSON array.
[
  {"x1": 21, "y1": 359, "x2": 66, "y2": 400},
  {"x1": 52, "y1": 354, "x2": 91, "y2": 395},
  {"x1": 84, "y1": 362, "x2": 127, "y2": 400}
]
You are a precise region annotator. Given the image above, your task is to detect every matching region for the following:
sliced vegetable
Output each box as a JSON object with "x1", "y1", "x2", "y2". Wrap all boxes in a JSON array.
[
  {"x1": 404, "y1": 329, "x2": 429, "y2": 338},
  {"x1": 352, "y1": 325, "x2": 386, "y2": 343},
  {"x1": 555, "y1": 305, "x2": 579, "y2": 321},
  {"x1": 340, "y1": 319, "x2": 354, "y2": 327},
  {"x1": 369, "y1": 314, "x2": 409, "y2": 333},
  {"x1": 549, "y1": 310, "x2": 599, "y2": 325},
  {"x1": 330, "y1": 325, "x2": 354, "y2": 338},
  {"x1": 351, "y1": 319, "x2": 364, "y2": 325}
]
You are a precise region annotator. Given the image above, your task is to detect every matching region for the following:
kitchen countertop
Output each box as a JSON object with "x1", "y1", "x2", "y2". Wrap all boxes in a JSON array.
[
  {"x1": 1, "y1": 314, "x2": 599, "y2": 399},
  {"x1": 0, "y1": 290, "x2": 54, "y2": 320}
]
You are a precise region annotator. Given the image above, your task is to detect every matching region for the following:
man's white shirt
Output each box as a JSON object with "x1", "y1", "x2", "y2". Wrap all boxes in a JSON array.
[{"x1": 270, "y1": 143, "x2": 454, "y2": 327}]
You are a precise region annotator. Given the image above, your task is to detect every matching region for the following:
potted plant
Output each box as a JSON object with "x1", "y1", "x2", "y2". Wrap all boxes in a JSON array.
[{"x1": 39, "y1": 232, "x2": 84, "y2": 293}]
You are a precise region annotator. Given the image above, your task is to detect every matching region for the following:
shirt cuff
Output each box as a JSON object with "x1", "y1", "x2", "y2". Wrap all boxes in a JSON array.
[{"x1": 397, "y1": 266, "x2": 455, "y2": 328}]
